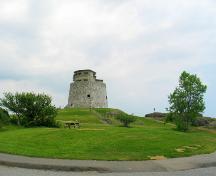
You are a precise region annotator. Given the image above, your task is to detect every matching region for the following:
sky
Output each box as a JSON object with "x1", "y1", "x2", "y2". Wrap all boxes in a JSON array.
[{"x1": 0, "y1": 0, "x2": 215, "y2": 117}]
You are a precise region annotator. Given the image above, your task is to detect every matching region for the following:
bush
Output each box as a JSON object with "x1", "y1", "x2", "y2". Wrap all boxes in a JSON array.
[
  {"x1": 9, "y1": 115, "x2": 19, "y2": 125},
  {"x1": 0, "y1": 92, "x2": 57, "y2": 127},
  {"x1": 145, "y1": 112, "x2": 167, "y2": 118},
  {"x1": 115, "y1": 113, "x2": 136, "y2": 127},
  {"x1": 0, "y1": 108, "x2": 10, "y2": 127},
  {"x1": 208, "y1": 121, "x2": 216, "y2": 129},
  {"x1": 192, "y1": 117, "x2": 210, "y2": 127},
  {"x1": 145, "y1": 112, "x2": 167, "y2": 121}
]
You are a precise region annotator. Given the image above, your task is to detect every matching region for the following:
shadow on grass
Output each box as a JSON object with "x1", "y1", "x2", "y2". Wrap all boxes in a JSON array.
[
  {"x1": 170, "y1": 127, "x2": 204, "y2": 134},
  {"x1": 117, "y1": 125, "x2": 134, "y2": 128}
]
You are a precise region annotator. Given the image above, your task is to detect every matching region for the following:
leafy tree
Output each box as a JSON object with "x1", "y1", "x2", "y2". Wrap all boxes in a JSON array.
[
  {"x1": 115, "y1": 113, "x2": 136, "y2": 127},
  {"x1": 0, "y1": 92, "x2": 57, "y2": 127},
  {"x1": 167, "y1": 71, "x2": 207, "y2": 131}
]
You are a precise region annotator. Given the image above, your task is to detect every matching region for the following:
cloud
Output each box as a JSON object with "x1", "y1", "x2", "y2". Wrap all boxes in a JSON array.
[
  {"x1": 0, "y1": 79, "x2": 65, "y2": 108},
  {"x1": 0, "y1": 0, "x2": 216, "y2": 116},
  {"x1": 0, "y1": 0, "x2": 29, "y2": 23}
]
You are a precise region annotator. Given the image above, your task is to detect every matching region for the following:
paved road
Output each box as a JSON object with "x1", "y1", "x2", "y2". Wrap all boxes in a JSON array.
[{"x1": 0, "y1": 165, "x2": 216, "y2": 176}]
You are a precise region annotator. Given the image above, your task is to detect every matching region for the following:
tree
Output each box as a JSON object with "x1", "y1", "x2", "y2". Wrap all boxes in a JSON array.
[
  {"x1": 115, "y1": 113, "x2": 136, "y2": 127},
  {"x1": 0, "y1": 92, "x2": 57, "y2": 127},
  {"x1": 167, "y1": 71, "x2": 207, "y2": 131}
]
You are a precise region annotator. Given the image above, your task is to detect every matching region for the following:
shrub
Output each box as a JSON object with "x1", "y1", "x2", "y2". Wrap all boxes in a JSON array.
[
  {"x1": 10, "y1": 115, "x2": 19, "y2": 125},
  {"x1": 115, "y1": 113, "x2": 136, "y2": 127},
  {"x1": 145, "y1": 112, "x2": 167, "y2": 118},
  {"x1": 0, "y1": 108, "x2": 10, "y2": 127},
  {"x1": 192, "y1": 117, "x2": 210, "y2": 127},
  {"x1": 208, "y1": 121, "x2": 216, "y2": 129},
  {"x1": 145, "y1": 112, "x2": 167, "y2": 122}
]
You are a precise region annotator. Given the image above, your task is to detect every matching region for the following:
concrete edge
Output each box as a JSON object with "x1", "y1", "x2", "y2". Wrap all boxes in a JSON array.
[
  {"x1": 0, "y1": 152, "x2": 215, "y2": 172},
  {"x1": 0, "y1": 160, "x2": 109, "y2": 172},
  {"x1": 198, "y1": 162, "x2": 216, "y2": 168}
]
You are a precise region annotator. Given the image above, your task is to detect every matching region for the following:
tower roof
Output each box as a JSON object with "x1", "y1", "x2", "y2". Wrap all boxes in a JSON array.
[{"x1": 74, "y1": 69, "x2": 96, "y2": 74}]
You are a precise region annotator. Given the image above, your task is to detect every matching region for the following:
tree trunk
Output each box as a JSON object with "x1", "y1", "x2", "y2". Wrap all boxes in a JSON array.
[{"x1": 16, "y1": 114, "x2": 21, "y2": 126}]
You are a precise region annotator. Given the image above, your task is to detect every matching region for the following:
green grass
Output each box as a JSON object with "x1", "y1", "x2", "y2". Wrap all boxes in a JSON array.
[
  {"x1": 56, "y1": 108, "x2": 102, "y2": 124},
  {"x1": 0, "y1": 108, "x2": 215, "y2": 161}
]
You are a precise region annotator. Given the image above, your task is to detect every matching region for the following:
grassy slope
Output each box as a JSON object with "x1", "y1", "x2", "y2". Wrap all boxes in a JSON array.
[
  {"x1": 56, "y1": 108, "x2": 102, "y2": 124},
  {"x1": 0, "y1": 108, "x2": 215, "y2": 160}
]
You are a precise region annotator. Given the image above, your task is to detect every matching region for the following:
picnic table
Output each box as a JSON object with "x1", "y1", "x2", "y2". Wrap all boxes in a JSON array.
[{"x1": 64, "y1": 121, "x2": 80, "y2": 129}]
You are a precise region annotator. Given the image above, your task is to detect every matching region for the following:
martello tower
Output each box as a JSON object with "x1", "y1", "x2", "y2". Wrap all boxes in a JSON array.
[{"x1": 67, "y1": 69, "x2": 108, "y2": 108}]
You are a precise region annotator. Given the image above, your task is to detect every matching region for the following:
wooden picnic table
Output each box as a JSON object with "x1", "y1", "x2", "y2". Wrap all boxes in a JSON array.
[{"x1": 64, "y1": 121, "x2": 80, "y2": 129}]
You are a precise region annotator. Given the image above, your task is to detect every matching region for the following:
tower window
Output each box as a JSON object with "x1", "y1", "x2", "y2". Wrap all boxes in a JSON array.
[
  {"x1": 87, "y1": 94, "x2": 91, "y2": 98},
  {"x1": 106, "y1": 96, "x2": 107, "y2": 99}
]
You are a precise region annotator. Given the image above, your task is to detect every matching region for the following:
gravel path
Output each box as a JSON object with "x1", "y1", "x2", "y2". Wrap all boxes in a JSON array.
[{"x1": 0, "y1": 165, "x2": 216, "y2": 176}]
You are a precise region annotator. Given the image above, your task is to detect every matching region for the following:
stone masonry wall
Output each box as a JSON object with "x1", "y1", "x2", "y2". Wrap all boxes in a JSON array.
[{"x1": 67, "y1": 70, "x2": 108, "y2": 108}]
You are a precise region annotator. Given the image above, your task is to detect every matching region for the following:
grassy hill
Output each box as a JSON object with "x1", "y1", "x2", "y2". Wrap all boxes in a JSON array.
[{"x1": 0, "y1": 108, "x2": 215, "y2": 160}]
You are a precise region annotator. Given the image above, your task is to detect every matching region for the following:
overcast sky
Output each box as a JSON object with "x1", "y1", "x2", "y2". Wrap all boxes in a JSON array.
[{"x1": 0, "y1": 0, "x2": 215, "y2": 116}]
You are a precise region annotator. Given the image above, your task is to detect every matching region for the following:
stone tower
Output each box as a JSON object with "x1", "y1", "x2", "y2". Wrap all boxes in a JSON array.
[{"x1": 67, "y1": 69, "x2": 108, "y2": 108}]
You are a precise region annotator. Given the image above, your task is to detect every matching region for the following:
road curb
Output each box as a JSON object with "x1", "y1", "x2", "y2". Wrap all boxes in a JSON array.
[
  {"x1": 0, "y1": 152, "x2": 215, "y2": 172},
  {"x1": 0, "y1": 160, "x2": 109, "y2": 172},
  {"x1": 0, "y1": 153, "x2": 109, "y2": 172}
]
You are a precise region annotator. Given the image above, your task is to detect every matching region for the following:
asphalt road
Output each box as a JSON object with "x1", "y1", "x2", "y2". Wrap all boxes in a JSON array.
[{"x1": 0, "y1": 165, "x2": 216, "y2": 176}]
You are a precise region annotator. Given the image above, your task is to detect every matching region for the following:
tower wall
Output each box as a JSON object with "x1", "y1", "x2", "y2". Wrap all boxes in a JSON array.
[{"x1": 67, "y1": 70, "x2": 108, "y2": 108}]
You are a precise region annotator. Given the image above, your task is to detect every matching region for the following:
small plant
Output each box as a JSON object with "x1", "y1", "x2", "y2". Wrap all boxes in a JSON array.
[{"x1": 115, "y1": 113, "x2": 136, "y2": 127}]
